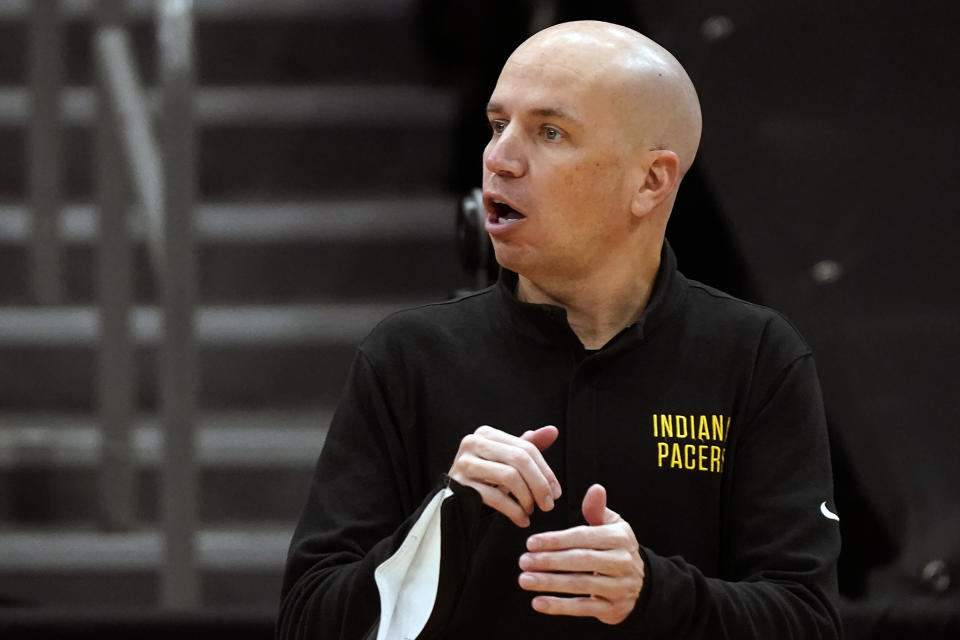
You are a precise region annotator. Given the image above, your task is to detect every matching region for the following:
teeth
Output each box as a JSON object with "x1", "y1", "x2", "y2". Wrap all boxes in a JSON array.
[{"x1": 490, "y1": 197, "x2": 523, "y2": 224}]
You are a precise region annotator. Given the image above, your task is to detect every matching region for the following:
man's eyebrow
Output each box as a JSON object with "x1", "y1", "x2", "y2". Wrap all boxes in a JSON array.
[
  {"x1": 485, "y1": 102, "x2": 580, "y2": 124},
  {"x1": 531, "y1": 107, "x2": 574, "y2": 120}
]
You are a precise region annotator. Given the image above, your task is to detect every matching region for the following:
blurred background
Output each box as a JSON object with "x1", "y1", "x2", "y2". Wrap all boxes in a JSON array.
[{"x1": 0, "y1": 0, "x2": 957, "y2": 638}]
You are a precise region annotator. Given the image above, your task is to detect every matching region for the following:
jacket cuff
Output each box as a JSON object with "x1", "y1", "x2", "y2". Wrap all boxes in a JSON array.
[{"x1": 616, "y1": 545, "x2": 659, "y2": 632}]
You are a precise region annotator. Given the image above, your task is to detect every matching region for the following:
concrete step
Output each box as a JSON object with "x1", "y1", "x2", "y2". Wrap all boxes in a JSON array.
[
  {"x1": 0, "y1": 607, "x2": 275, "y2": 639},
  {"x1": 0, "y1": 85, "x2": 457, "y2": 127},
  {"x1": 0, "y1": 302, "x2": 430, "y2": 409},
  {"x1": 0, "y1": 408, "x2": 327, "y2": 524},
  {"x1": 0, "y1": 526, "x2": 292, "y2": 607},
  {"x1": 0, "y1": 196, "x2": 458, "y2": 243},
  {"x1": 0, "y1": 527, "x2": 292, "y2": 572},
  {"x1": 0, "y1": 0, "x2": 432, "y2": 86},
  {"x1": 0, "y1": 408, "x2": 330, "y2": 467},
  {"x1": 0, "y1": 197, "x2": 465, "y2": 303},
  {"x1": 0, "y1": 0, "x2": 413, "y2": 20},
  {"x1": 1, "y1": 464, "x2": 316, "y2": 526},
  {"x1": 0, "y1": 303, "x2": 417, "y2": 346},
  {"x1": 0, "y1": 85, "x2": 458, "y2": 198}
]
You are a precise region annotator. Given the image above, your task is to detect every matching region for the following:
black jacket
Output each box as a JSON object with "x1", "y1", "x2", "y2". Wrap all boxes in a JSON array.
[{"x1": 278, "y1": 244, "x2": 842, "y2": 639}]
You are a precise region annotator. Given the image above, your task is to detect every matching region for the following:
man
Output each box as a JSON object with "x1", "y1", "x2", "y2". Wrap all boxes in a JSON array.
[{"x1": 278, "y1": 21, "x2": 841, "y2": 639}]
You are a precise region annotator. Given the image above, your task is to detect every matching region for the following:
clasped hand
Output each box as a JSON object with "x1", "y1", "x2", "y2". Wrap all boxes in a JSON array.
[{"x1": 448, "y1": 425, "x2": 645, "y2": 624}]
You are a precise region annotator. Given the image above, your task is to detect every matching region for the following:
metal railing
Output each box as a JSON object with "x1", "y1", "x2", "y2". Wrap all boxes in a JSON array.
[
  {"x1": 28, "y1": 0, "x2": 200, "y2": 607},
  {"x1": 28, "y1": 1, "x2": 63, "y2": 304}
]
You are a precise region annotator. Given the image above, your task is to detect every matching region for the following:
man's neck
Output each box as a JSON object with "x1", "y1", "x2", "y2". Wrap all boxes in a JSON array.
[{"x1": 516, "y1": 253, "x2": 661, "y2": 350}]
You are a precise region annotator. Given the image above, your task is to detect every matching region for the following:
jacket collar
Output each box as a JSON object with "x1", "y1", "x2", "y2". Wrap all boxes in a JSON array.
[{"x1": 494, "y1": 241, "x2": 687, "y2": 352}]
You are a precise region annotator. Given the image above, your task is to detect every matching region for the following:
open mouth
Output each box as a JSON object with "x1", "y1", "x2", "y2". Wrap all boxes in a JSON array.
[{"x1": 489, "y1": 200, "x2": 526, "y2": 224}]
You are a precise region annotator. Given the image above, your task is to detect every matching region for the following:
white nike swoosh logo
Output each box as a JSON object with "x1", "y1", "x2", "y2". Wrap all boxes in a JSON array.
[{"x1": 820, "y1": 501, "x2": 839, "y2": 521}]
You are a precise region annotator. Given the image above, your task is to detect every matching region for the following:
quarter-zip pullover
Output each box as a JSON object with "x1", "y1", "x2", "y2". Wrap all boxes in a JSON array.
[{"x1": 278, "y1": 243, "x2": 842, "y2": 639}]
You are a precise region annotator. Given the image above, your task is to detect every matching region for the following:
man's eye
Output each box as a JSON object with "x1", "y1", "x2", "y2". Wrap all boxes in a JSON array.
[
  {"x1": 543, "y1": 127, "x2": 561, "y2": 141},
  {"x1": 490, "y1": 120, "x2": 506, "y2": 134}
]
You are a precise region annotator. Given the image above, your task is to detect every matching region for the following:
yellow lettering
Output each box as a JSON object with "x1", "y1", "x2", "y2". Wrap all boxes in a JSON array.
[
  {"x1": 653, "y1": 413, "x2": 730, "y2": 473},
  {"x1": 660, "y1": 414, "x2": 673, "y2": 438},
  {"x1": 670, "y1": 443, "x2": 683, "y2": 468},
  {"x1": 710, "y1": 446, "x2": 722, "y2": 472},
  {"x1": 684, "y1": 444, "x2": 696, "y2": 470},
  {"x1": 698, "y1": 415, "x2": 710, "y2": 440},
  {"x1": 657, "y1": 442, "x2": 668, "y2": 467},
  {"x1": 712, "y1": 415, "x2": 724, "y2": 441}
]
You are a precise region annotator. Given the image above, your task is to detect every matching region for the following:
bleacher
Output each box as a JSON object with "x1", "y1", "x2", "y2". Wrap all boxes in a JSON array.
[{"x1": 0, "y1": 0, "x2": 463, "y2": 632}]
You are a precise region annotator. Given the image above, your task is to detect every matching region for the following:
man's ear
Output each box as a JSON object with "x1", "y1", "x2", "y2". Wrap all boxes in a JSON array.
[{"x1": 630, "y1": 150, "x2": 681, "y2": 218}]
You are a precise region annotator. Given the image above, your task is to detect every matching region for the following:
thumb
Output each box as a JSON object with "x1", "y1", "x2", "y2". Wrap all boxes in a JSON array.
[
  {"x1": 581, "y1": 483, "x2": 619, "y2": 526},
  {"x1": 581, "y1": 484, "x2": 607, "y2": 526},
  {"x1": 521, "y1": 425, "x2": 559, "y2": 452}
]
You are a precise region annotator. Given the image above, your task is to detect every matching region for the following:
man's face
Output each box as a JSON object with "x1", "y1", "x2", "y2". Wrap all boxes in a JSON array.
[{"x1": 482, "y1": 48, "x2": 639, "y2": 282}]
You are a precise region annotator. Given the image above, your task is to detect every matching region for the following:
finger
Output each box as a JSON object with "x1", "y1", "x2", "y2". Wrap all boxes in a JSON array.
[
  {"x1": 473, "y1": 428, "x2": 560, "y2": 509},
  {"x1": 460, "y1": 455, "x2": 536, "y2": 515},
  {"x1": 466, "y1": 437, "x2": 546, "y2": 511},
  {"x1": 460, "y1": 478, "x2": 531, "y2": 527},
  {"x1": 521, "y1": 426, "x2": 562, "y2": 497},
  {"x1": 521, "y1": 425, "x2": 559, "y2": 453},
  {"x1": 518, "y1": 571, "x2": 628, "y2": 600},
  {"x1": 581, "y1": 483, "x2": 607, "y2": 526},
  {"x1": 527, "y1": 522, "x2": 636, "y2": 552},
  {"x1": 519, "y1": 548, "x2": 634, "y2": 576},
  {"x1": 479, "y1": 426, "x2": 562, "y2": 501},
  {"x1": 530, "y1": 594, "x2": 631, "y2": 625}
]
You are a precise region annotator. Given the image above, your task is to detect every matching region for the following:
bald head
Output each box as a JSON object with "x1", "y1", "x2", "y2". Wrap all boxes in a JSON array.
[{"x1": 505, "y1": 21, "x2": 702, "y2": 175}]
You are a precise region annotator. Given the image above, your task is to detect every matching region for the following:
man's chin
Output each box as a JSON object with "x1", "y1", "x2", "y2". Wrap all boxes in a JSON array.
[{"x1": 490, "y1": 241, "x2": 531, "y2": 276}]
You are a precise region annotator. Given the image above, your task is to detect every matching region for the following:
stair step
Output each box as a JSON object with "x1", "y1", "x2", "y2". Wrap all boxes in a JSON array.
[
  {"x1": 0, "y1": 243, "x2": 463, "y2": 305},
  {"x1": 0, "y1": 525, "x2": 291, "y2": 606},
  {"x1": 1, "y1": 464, "x2": 320, "y2": 525},
  {"x1": 0, "y1": 85, "x2": 457, "y2": 127},
  {"x1": 0, "y1": 408, "x2": 330, "y2": 467},
  {"x1": 0, "y1": 0, "x2": 414, "y2": 21},
  {"x1": 0, "y1": 197, "x2": 465, "y2": 304},
  {"x1": 0, "y1": 118, "x2": 457, "y2": 198},
  {"x1": 0, "y1": 302, "x2": 436, "y2": 409},
  {"x1": 0, "y1": 302, "x2": 418, "y2": 346},
  {"x1": 0, "y1": 2, "x2": 434, "y2": 87},
  {"x1": 0, "y1": 568, "x2": 283, "y2": 607},
  {"x1": 0, "y1": 607, "x2": 276, "y2": 638},
  {"x1": 0, "y1": 196, "x2": 458, "y2": 244},
  {"x1": 0, "y1": 410, "x2": 328, "y2": 524},
  {"x1": 0, "y1": 526, "x2": 292, "y2": 571}
]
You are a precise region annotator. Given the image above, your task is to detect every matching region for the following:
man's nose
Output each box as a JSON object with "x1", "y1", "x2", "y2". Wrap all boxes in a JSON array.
[{"x1": 484, "y1": 127, "x2": 526, "y2": 178}]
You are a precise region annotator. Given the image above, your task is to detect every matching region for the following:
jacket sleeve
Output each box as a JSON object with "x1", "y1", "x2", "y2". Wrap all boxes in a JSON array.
[
  {"x1": 277, "y1": 349, "x2": 434, "y2": 640},
  {"x1": 276, "y1": 336, "x2": 497, "y2": 640},
  {"x1": 622, "y1": 352, "x2": 843, "y2": 639}
]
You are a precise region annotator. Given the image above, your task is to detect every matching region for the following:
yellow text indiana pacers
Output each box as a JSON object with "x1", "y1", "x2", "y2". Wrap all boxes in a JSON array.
[{"x1": 652, "y1": 414, "x2": 730, "y2": 473}]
